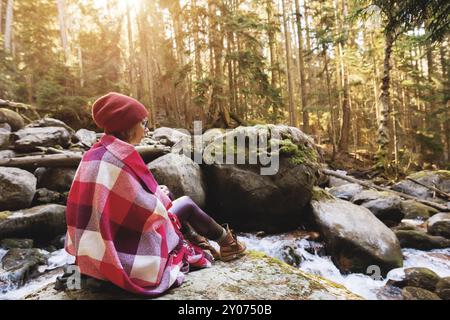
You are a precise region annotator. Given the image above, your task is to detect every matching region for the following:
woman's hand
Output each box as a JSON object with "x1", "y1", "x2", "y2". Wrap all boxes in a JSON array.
[{"x1": 158, "y1": 185, "x2": 171, "y2": 198}]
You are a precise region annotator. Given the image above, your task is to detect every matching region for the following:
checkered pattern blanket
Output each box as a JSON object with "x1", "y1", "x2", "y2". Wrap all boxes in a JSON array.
[{"x1": 65, "y1": 134, "x2": 212, "y2": 296}]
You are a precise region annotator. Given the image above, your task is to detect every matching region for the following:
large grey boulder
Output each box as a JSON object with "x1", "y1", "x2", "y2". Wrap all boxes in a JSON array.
[
  {"x1": 352, "y1": 190, "x2": 404, "y2": 226},
  {"x1": 202, "y1": 125, "x2": 320, "y2": 232},
  {"x1": 11, "y1": 127, "x2": 71, "y2": 152},
  {"x1": 310, "y1": 188, "x2": 403, "y2": 275},
  {"x1": 0, "y1": 167, "x2": 37, "y2": 211},
  {"x1": 147, "y1": 153, "x2": 206, "y2": 208},
  {"x1": 0, "y1": 204, "x2": 66, "y2": 241},
  {"x1": 22, "y1": 251, "x2": 362, "y2": 300}
]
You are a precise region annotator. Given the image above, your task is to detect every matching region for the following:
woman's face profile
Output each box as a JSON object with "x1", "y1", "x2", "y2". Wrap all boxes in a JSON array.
[{"x1": 128, "y1": 118, "x2": 148, "y2": 145}]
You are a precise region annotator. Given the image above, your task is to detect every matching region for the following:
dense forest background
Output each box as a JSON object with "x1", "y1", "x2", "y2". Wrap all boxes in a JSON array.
[{"x1": 0, "y1": 0, "x2": 449, "y2": 175}]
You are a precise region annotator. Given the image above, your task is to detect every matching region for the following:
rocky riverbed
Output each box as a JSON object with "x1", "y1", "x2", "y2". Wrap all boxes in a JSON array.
[{"x1": 1, "y1": 108, "x2": 449, "y2": 300}]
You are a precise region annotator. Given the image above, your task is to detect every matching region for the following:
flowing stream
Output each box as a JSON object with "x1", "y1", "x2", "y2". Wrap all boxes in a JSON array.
[
  {"x1": 238, "y1": 232, "x2": 450, "y2": 299},
  {"x1": 1, "y1": 231, "x2": 449, "y2": 300}
]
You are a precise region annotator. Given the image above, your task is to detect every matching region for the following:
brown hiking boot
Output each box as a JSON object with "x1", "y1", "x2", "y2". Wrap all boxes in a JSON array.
[{"x1": 218, "y1": 224, "x2": 246, "y2": 262}]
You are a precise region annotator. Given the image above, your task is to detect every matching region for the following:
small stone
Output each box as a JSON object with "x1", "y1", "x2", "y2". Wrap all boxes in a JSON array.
[
  {"x1": 0, "y1": 239, "x2": 34, "y2": 250},
  {"x1": 427, "y1": 212, "x2": 450, "y2": 239},
  {"x1": 435, "y1": 277, "x2": 450, "y2": 300},
  {"x1": 401, "y1": 286, "x2": 441, "y2": 300}
]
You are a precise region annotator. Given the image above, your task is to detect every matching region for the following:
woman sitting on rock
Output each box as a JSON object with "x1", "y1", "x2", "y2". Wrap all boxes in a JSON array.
[{"x1": 64, "y1": 92, "x2": 246, "y2": 296}]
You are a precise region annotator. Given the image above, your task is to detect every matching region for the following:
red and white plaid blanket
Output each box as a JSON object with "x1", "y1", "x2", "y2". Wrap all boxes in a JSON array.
[{"x1": 65, "y1": 134, "x2": 212, "y2": 296}]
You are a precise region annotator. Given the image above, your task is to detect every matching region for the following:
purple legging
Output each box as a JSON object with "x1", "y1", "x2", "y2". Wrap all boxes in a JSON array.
[{"x1": 170, "y1": 196, "x2": 224, "y2": 241}]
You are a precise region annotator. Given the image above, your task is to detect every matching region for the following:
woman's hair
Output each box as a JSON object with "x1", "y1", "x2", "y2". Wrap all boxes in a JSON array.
[{"x1": 110, "y1": 126, "x2": 136, "y2": 142}]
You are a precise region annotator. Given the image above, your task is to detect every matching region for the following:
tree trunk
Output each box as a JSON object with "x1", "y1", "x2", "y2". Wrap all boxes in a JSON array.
[
  {"x1": 440, "y1": 42, "x2": 450, "y2": 162},
  {"x1": 294, "y1": 0, "x2": 309, "y2": 133},
  {"x1": 322, "y1": 44, "x2": 337, "y2": 156},
  {"x1": 281, "y1": 0, "x2": 297, "y2": 127},
  {"x1": 57, "y1": 0, "x2": 69, "y2": 63},
  {"x1": 336, "y1": 0, "x2": 350, "y2": 153},
  {"x1": 4, "y1": 0, "x2": 13, "y2": 53},
  {"x1": 376, "y1": 31, "x2": 394, "y2": 170},
  {"x1": 0, "y1": 0, "x2": 3, "y2": 36},
  {"x1": 370, "y1": 30, "x2": 381, "y2": 124},
  {"x1": 192, "y1": 0, "x2": 202, "y2": 80},
  {"x1": 266, "y1": 0, "x2": 277, "y2": 88},
  {"x1": 207, "y1": 0, "x2": 230, "y2": 127},
  {"x1": 77, "y1": 46, "x2": 84, "y2": 88},
  {"x1": 126, "y1": 2, "x2": 138, "y2": 98}
]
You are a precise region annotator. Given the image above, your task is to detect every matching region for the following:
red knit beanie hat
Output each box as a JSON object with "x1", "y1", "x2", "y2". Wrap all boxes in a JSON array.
[{"x1": 92, "y1": 92, "x2": 149, "y2": 134}]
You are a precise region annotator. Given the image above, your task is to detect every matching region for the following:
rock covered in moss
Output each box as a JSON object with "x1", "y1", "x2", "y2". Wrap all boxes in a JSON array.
[
  {"x1": 23, "y1": 251, "x2": 362, "y2": 300},
  {"x1": 400, "y1": 200, "x2": 439, "y2": 220},
  {"x1": 202, "y1": 125, "x2": 320, "y2": 232},
  {"x1": 310, "y1": 188, "x2": 403, "y2": 275},
  {"x1": 394, "y1": 229, "x2": 450, "y2": 250},
  {"x1": 387, "y1": 267, "x2": 440, "y2": 292}
]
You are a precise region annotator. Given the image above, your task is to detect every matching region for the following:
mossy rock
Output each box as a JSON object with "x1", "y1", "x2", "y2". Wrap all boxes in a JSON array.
[
  {"x1": 23, "y1": 250, "x2": 362, "y2": 300},
  {"x1": 388, "y1": 267, "x2": 440, "y2": 291},
  {"x1": 202, "y1": 125, "x2": 320, "y2": 232},
  {"x1": 0, "y1": 211, "x2": 11, "y2": 221},
  {"x1": 400, "y1": 200, "x2": 438, "y2": 220}
]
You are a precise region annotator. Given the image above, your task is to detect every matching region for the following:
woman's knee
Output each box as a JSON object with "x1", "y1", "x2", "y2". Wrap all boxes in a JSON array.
[
  {"x1": 179, "y1": 195, "x2": 191, "y2": 202},
  {"x1": 174, "y1": 195, "x2": 195, "y2": 210}
]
